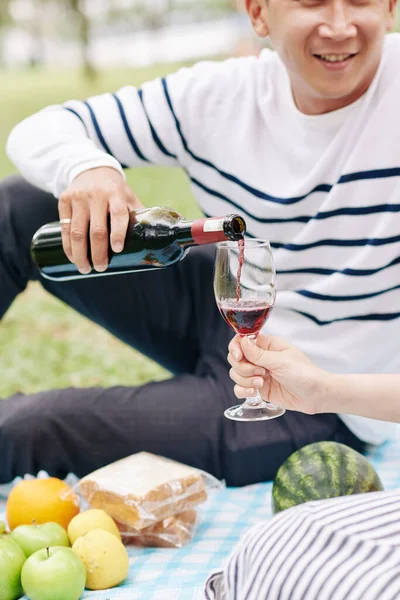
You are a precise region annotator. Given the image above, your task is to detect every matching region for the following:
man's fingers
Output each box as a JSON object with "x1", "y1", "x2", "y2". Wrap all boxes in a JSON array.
[
  {"x1": 90, "y1": 209, "x2": 110, "y2": 272},
  {"x1": 126, "y1": 188, "x2": 144, "y2": 212},
  {"x1": 70, "y1": 204, "x2": 91, "y2": 274},
  {"x1": 109, "y1": 195, "x2": 130, "y2": 254},
  {"x1": 58, "y1": 196, "x2": 73, "y2": 262}
]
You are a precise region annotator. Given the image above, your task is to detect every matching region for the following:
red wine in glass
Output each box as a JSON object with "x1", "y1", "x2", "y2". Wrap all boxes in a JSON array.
[
  {"x1": 214, "y1": 238, "x2": 285, "y2": 422},
  {"x1": 236, "y1": 238, "x2": 245, "y2": 302},
  {"x1": 218, "y1": 299, "x2": 273, "y2": 336}
]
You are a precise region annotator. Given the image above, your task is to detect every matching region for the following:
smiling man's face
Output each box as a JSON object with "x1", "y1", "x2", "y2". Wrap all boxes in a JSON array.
[{"x1": 246, "y1": 0, "x2": 397, "y2": 114}]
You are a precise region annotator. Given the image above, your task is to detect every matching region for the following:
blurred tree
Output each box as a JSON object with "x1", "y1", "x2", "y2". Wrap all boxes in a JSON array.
[
  {"x1": 0, "y1": 0, "x2": 11, "y2": 63},
  {"x1": 0, "y1": 0, "x2": 10, "y2": 25},
  {"x1": 65, "y1": 0, "x2": 97, "y2": 80}
]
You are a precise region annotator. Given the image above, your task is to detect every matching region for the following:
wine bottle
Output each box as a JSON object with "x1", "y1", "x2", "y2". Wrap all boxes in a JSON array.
[{"x1": 31, "y1": 207, "x2": 246, "y2": 281}]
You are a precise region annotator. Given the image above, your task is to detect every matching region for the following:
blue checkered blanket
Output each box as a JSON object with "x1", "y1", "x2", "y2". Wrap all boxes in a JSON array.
[{"x1": 2, "y1": 433, "x2": 400, "y2": 600}]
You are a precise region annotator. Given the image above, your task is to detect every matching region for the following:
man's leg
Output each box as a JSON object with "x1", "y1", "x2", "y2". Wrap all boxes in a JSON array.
[{"x1": 0, "y1": 176, "x2": 365, "y2": 485}]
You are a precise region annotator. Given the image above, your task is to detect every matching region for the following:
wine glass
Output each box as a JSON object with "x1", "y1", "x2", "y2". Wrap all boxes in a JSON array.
[{"x1": 214, "y1": 239, "x2": 285, "y2": 422}]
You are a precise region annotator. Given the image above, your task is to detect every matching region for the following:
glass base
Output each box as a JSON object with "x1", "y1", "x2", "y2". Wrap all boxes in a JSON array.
[{"x1": 224, "y1": 403, "x2": 286, "y2": 422}]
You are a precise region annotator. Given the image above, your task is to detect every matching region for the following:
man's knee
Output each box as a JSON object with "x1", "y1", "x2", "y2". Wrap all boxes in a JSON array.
[
  {"x1": 0, "y1": 176, "x2": 58, "y2": 281},
  {"x1": 0, "y1": 395, "x2": 39, "y2": 482},
  {"x1": 0, "y1": 393, "x2": 66, "y2": 482},
  {"x1": 1, "y1": 175, "x2": 58, "y2": 227}
]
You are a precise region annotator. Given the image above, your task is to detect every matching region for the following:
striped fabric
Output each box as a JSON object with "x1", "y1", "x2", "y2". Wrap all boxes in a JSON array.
[
  {"x1": 204, "y1": 489, "x2": 400, "y2": 600},
  {"x1": 6, "y1": 33, "x2": 400, "y2": 445}
]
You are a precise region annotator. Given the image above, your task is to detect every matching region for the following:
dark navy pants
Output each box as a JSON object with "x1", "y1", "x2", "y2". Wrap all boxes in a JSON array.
[{"x1": 0, "y1": 175, "x2": 365, "y2": 485}]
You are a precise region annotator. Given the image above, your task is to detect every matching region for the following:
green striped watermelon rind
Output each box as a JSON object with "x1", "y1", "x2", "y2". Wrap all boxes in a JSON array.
[{"x1": 272, "y1": 441, "x2": 384, "y2": 514}]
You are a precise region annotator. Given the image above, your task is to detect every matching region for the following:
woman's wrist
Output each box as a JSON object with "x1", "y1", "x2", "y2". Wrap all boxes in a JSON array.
[
  {"x1": 314, "y1": 371, "x2": 346, "y2": 415},
  {"x1": 318, "y1": 372, "x2": 363, "y2": 416}
]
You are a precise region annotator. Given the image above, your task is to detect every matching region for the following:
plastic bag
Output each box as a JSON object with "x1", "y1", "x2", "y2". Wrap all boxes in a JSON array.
[
  {"x1": 75, "y1": 452, "x2": 223, "y2": 531},
  {"x1": 117, "y1": 509, "x2": 198, "y2": 548}
]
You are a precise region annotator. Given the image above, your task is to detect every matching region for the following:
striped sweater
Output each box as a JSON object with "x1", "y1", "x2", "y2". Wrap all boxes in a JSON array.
[
  {"x1": 7, "y1": 33, "x2": 400, "y2": 445},
  {"x1": 204, "y1": 489, "x2": 400, "y2": 600}
]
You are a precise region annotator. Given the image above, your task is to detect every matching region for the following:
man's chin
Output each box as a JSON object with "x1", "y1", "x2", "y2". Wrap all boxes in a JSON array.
[{"x1": 306, "y1": 82, "x2": 365, "y2": 110}]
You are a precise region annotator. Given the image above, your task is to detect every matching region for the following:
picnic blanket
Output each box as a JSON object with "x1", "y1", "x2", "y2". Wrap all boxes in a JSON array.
[{"x1": 1, "y1": 431, "x2": 400, "y2": 600}]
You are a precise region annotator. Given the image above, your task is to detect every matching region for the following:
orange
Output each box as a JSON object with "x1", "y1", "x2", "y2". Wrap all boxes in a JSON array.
[{"x1": 6, "y1": 477, "x2": 80, "y2": 531}]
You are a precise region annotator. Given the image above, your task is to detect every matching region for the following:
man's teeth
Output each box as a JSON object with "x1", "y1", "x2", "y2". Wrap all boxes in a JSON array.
[{"x1": 317, "y1": 53, "x2": 352, "y2": 62}]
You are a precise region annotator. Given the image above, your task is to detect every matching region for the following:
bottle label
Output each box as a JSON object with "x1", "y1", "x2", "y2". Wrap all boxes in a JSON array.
[
  {"x1": 191, "y1": 218, "x2": 227, "y2": 245},
  {"x1": 203, "y1": 219, "x2": 224, "y2": 233}
]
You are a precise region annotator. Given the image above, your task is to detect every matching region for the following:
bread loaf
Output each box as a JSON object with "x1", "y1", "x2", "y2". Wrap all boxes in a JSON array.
[
  {"x1": 79, "y1": 452, "x2": 207, "y2": 530},
  {"x1": 118, "y1": 510, "x2": 197, "y2": 548}
]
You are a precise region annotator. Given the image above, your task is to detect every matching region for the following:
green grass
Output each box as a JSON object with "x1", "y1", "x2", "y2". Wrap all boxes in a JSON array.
[{"x1": 0, "y1": 65, "x2": 202, "y2": 399}]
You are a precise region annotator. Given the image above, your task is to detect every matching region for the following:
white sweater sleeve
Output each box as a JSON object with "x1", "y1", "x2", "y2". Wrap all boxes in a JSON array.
[
  {"x1": 6, "y1": 58, "x2": 251, "y2": 199},
  {"x1": 6, "y1": 75, "x2": 189, "y2": 198},
  {"x1": 6, "y1": 106, "x2": 126, "y2": 198}
]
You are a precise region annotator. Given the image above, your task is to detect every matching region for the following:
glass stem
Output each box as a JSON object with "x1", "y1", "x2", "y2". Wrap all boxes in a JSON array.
[
  {"x1": 243, "y1": 334, "x2": 265, "y2": 408},
  {"x1": 244, "y1": 389, "x2": 265, "y2": 409},
  {"x1": 243, "y1": 334, "x2": 279, "y2": 410}
]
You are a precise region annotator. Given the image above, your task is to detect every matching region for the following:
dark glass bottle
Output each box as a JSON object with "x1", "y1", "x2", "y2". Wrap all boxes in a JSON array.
[{"x1": 31, "y1": 207, "x2": 246, "y2": 282}]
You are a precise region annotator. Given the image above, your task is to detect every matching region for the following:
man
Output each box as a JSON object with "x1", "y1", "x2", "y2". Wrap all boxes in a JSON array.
[{"x1": 0, "y1": 0, "x2": 398, "y2": 486}]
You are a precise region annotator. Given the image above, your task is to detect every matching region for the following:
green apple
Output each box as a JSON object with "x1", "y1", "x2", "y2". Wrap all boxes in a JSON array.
[
  {"x1": 0, "y1": 537, "x2": 26, "y2": 600},
  {"x1": 21, "y1": 547, "x2": 86, "y2": 600},
  {"x1": 9, "y1": 522, "x2": 69, "y2": 557},
  {"x1": 0, "y1": 520, "x2": 6, "y2": 535}
]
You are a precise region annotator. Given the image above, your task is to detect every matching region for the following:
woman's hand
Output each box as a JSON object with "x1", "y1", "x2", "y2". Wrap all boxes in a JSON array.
[
  {"x1": 58, "y1": 167, "x2": 143, "y2": 274},
  {"x1": 228, "y1": 335, "x2": 332, "y2": 415}
]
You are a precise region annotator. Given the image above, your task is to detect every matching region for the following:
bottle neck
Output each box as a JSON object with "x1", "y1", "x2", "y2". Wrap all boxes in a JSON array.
[
  {"x1": 176, "y1": 216, "x2": 245, "y2": 247},
  {"x1": 175, "y1": 221, "x2": 196, "y2": 246}
]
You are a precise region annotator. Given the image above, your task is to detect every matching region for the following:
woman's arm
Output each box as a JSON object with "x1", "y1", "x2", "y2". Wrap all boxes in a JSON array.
[
  {"x1": 329, "y1": 373, "x2": 400, "y2": 422},
  {"x1": 228, "y1": 335, "x2": 400, "y2": 423}
]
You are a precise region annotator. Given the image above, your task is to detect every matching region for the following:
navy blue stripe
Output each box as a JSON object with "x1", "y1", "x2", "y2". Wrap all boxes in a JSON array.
[
  {"x1": 278, "y1": 255, "x2": 400, "y2": 277},
  {"x1": 297, "y1": 283, "x2": 400, "y2": 302},
  {"x1": 293, "y1": 309, "x2": 400, "y2": 326},
  {"x1": 63, "y1": 107, "x2": 89, "y2": 135},
  {"x1": 201, "y1": 211, "x2": 400, "y2": 278},
  {"x1": 191, "y1": 176, "x2": 250, "y2": 217},
  {"x1": 112, "y1": 94, "x2": 150, "y2": 163},
  {"x1": 162, "y1": 77, "x2": 331, "y2": 204},
  {"x1": 313, "y1": 204, "x2": 400, "y2": 220},
  {"x1": 138, "y1": 88, "x2": 177, "y2": 159},
  {"x1": 272, "y1": 234, "x2": 400, "y2": 252},
  {"x1": 193, "y1": 175, "x2": 308, "y2": 223},
  {"x1": 162, "y1": 77, "x2": 400, "y2": 206},
  {"x1": 339, "y1": 168, "x2": 400, "y2": 183},
  {"x1": 255, "y1": 203, "x2": 400, "y2": 224},
  {"x1": 83, "y1": 101, "x2": 129, "y2": 169},
  {"x1": 193, "y1": 176, "x2": 400, "y2": 224}
]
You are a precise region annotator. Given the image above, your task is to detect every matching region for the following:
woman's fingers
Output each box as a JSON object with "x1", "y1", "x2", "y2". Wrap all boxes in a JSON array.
[
  {"x1": 229, "y1": 368, "x2": 264, "y2": 390},
  {"x1": 234, "y1": 384, "x2": 257, "y2": 399},
  {"x1": 228, "y1": 336, "x2": 243, "y2": 362},
  {"x1": 228, "y1": 351, "x2": 266, "y2": 376}
]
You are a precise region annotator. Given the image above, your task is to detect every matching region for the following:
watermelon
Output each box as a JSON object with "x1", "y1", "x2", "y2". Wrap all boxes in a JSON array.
[{"x1": 272, "y1": 441, "x2": 383, "y2": 514}]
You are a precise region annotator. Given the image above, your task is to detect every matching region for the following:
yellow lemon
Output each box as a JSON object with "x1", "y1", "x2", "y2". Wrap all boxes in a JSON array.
[
  {"x1": 72, "y1": 529, "x2": 129, "y2": 590},
  {"x1": 68, "y1": 509, "x2": 121, "y2": 545}
]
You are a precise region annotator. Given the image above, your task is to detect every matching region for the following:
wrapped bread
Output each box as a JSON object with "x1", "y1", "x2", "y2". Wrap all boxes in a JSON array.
[
  {"x1": 78, "y1": 452, "x2": 208, "y2": 530},
  {"x1": 117, "y1": 510, "x2": 197, "y2": 548}
]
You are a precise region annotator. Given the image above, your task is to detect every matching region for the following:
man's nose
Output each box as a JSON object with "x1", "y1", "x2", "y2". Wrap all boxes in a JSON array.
[{"x1": 318, "y1": 0, "x2": 357, "y2": 41}]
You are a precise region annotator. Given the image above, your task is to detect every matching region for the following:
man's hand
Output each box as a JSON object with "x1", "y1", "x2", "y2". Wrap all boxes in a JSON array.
[{"x1": 58, "y1": 167, "x2": 143, "y2": 274}]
